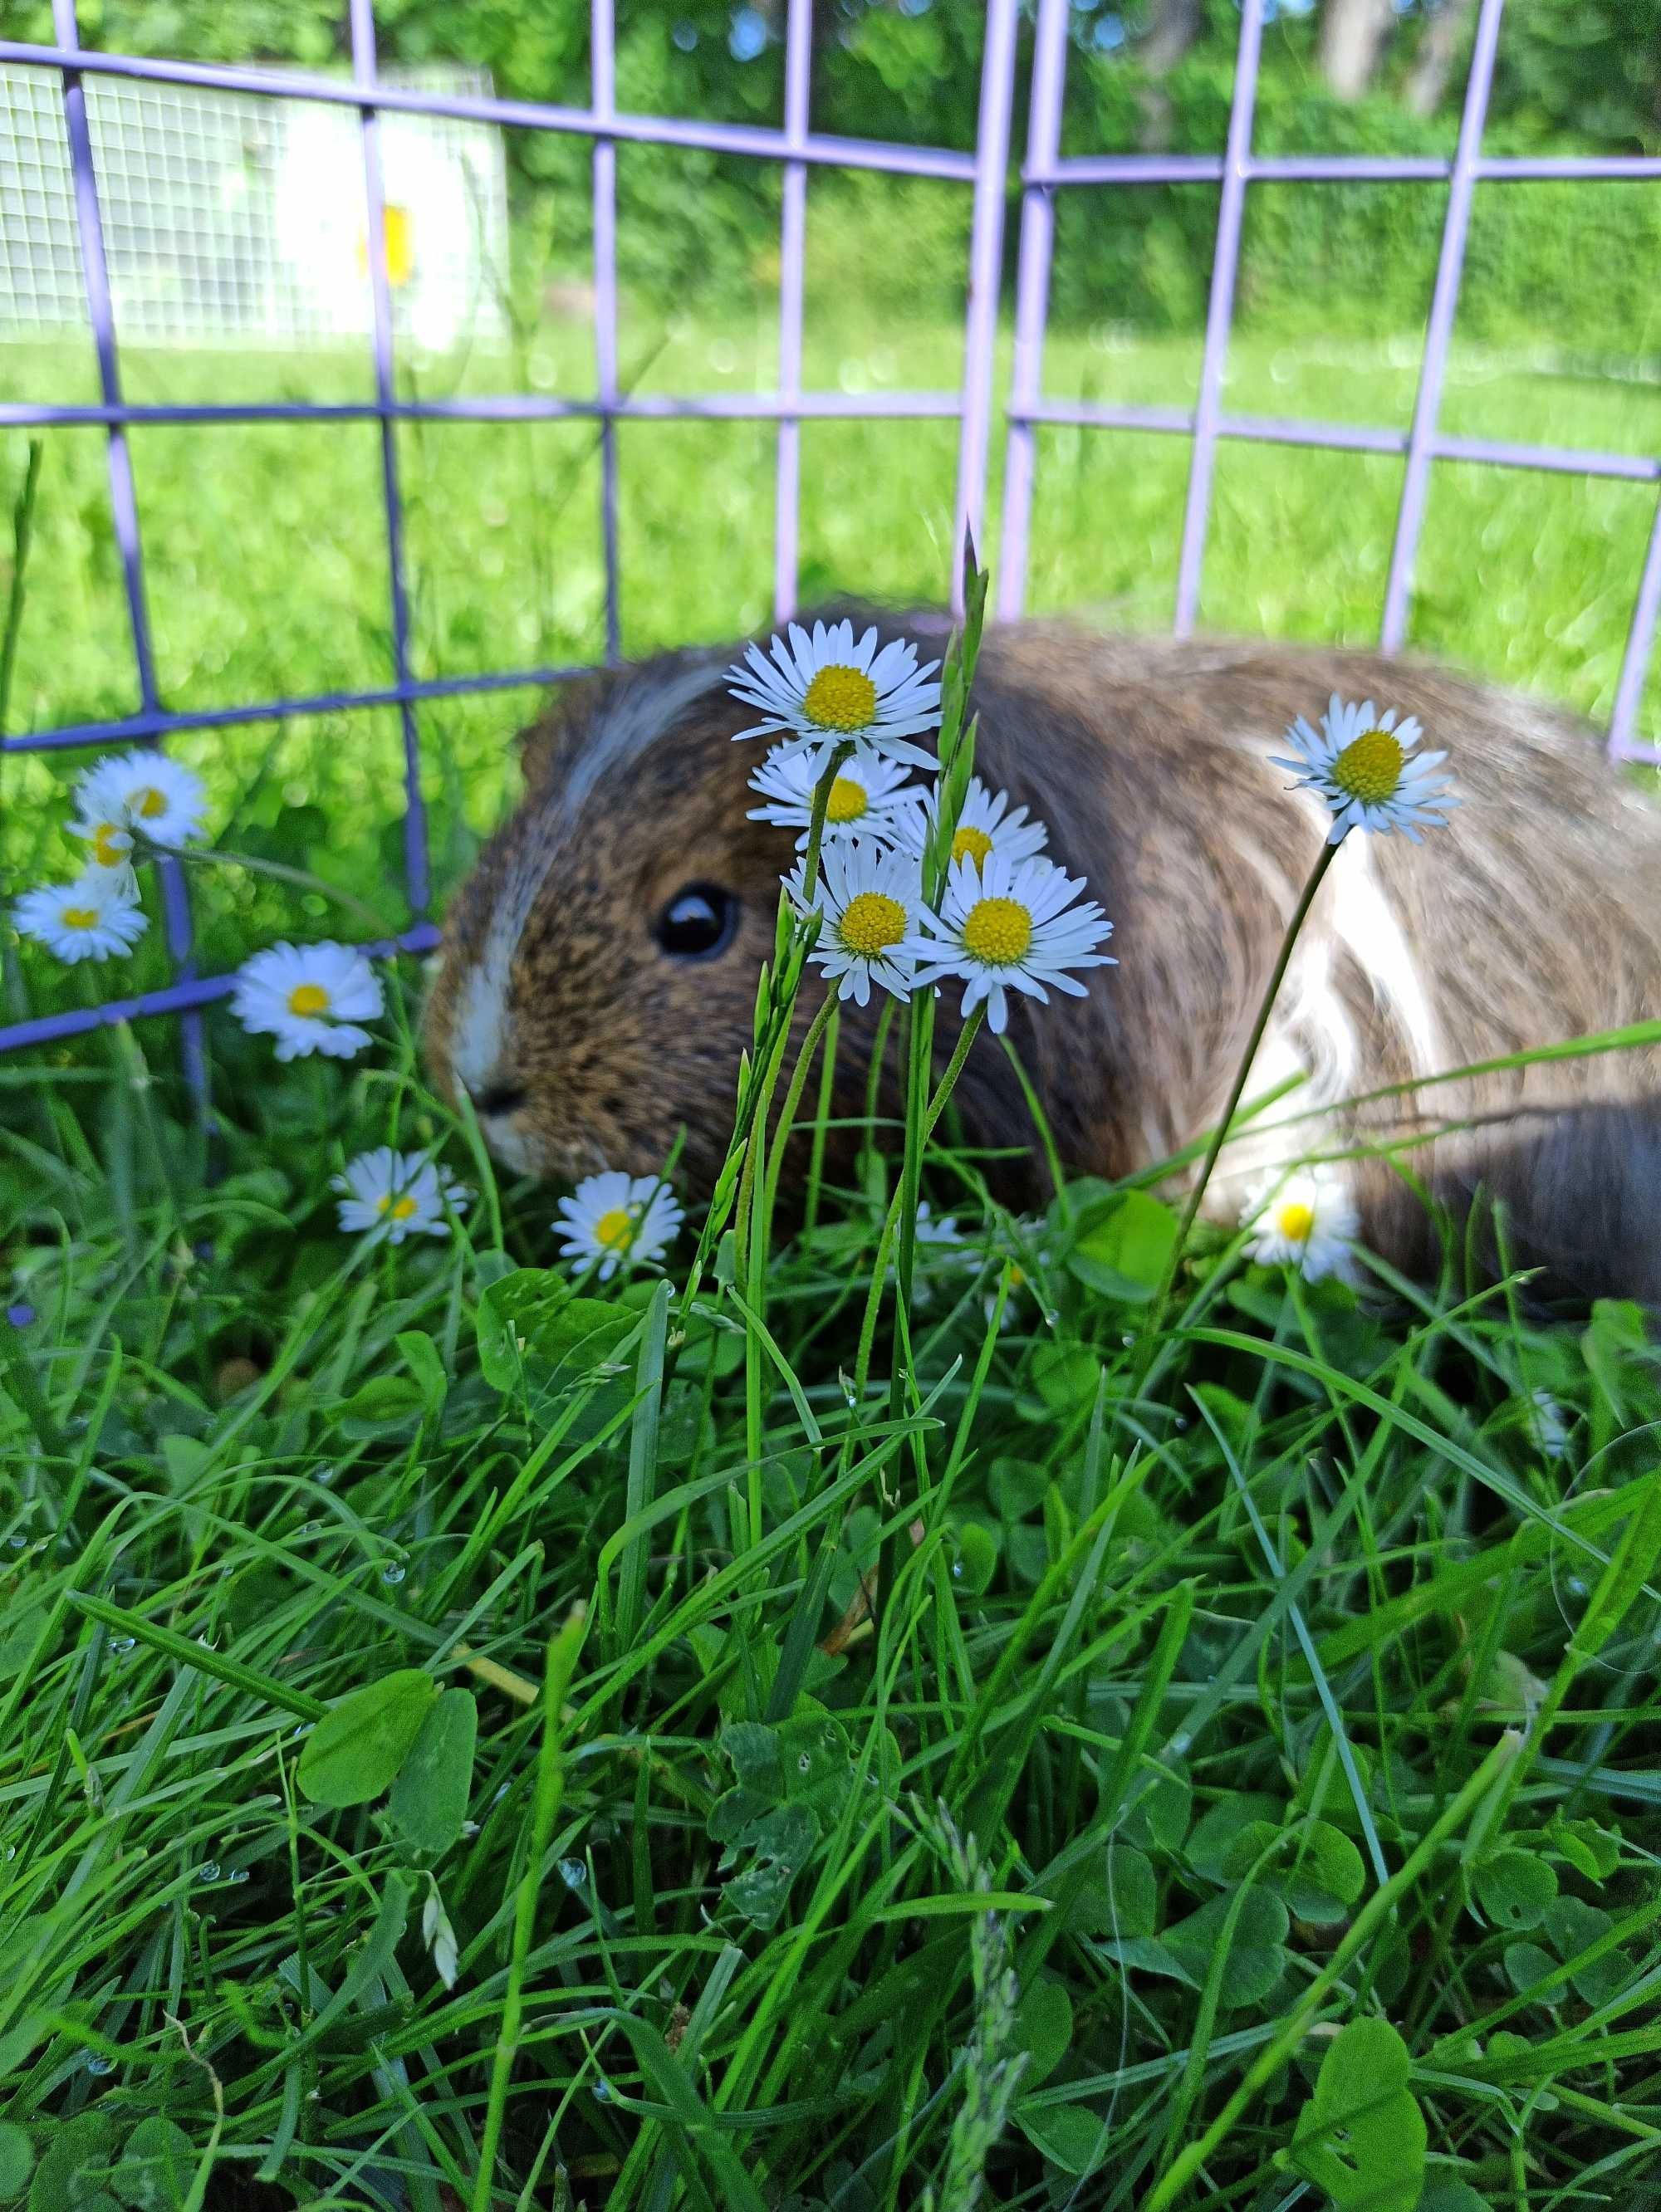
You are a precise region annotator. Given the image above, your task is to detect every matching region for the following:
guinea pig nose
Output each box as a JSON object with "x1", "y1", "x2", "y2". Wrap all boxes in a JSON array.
[{"x1": 470, "y1": 1081, "x2": 527, "y2": 1118}]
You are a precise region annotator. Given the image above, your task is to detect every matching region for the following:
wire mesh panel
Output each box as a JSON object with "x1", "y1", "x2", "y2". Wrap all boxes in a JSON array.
[
  {"x1": 0, "y1": 0, "x2": 1656, "y2": 1108},
  {"x1": 996, "y1": 0, "x2": 1661, "y2": 771},
  {"x1": 0, "y1": 61, "x2": 509, "y2": 350}
]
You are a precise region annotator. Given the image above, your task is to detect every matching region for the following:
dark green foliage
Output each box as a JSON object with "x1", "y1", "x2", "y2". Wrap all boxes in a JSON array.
[{"x1": 2, "y1": 0, "x2": 1656, "y2": 337}]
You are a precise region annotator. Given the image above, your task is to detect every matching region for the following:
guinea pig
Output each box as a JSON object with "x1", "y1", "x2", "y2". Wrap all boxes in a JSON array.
[{"x1": 421, "y1": 612, "x2": 1661, "y2": 1300}]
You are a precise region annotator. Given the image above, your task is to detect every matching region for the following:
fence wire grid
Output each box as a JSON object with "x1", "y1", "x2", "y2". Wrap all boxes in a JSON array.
[{"x1": 1, "y1": 0, "x2": 1659, "y2": 1099}]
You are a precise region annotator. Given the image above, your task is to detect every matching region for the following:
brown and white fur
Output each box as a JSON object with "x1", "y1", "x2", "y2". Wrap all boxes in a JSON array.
[{"x1": 422, "y1": 614, "x2": 1661, "y2": 1300}]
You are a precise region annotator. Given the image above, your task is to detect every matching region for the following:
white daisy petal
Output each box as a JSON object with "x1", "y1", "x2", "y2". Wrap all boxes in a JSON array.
[
  {"x1": 553, "y1": 1167, "x2": 684, "y2": 1282},
  {"x1": 894, "y1": 776, "x2": 1050, "y2": 874},
  {"x1": 13, "y1": 871, "x2": 148, "y2": 963},
  {"x1": 1276, "y1": 695, "x2": 1458, "y2": 841},
  {"x1": 230, "y1": 939, "x2": 385, "y2": 1062},
  {"x1": 747, "y1": 743, "x2": 920, "y2": 851},
  {"x1": 724, "y1": 620, "x2": 943, "y2": 769},
  {"x1": 902, "y1": 851, "x2": 1114, "y2": 1035},
  {"x1": 784, "y1": 836, "x2": 925, "y2": 1006},
  {"x1": 333, "y1": 1147, "x2": 470, "y2": 1245},
  {"x1": 914, "y1": 1201, "x2": 964, "y2": 1248},
  {"x1": 1241, "y1": 1167, "x2": 1360, "y2": 1283},
  {"x1": 72, "y1": 748, "x2": 208, "y2": 850}
]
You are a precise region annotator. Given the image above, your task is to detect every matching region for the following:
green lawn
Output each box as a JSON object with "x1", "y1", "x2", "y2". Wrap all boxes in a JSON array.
[
  {"x1": 3, "y1": 324, "x2": 1661, "y2": 2212},
  {"x1": 3, "y1": 314, "x2": 1659, "y2": 986}
]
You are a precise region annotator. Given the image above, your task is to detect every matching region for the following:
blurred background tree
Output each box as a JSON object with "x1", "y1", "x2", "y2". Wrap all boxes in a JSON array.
[{"x1": 2, "y1": 0, "x2": 1656, "y2": 345}]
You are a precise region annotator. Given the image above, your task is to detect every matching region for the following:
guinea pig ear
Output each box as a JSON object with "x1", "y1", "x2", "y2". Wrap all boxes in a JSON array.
[{"x1": 515, "y1": 673, "x2": 610, "y2": 791}]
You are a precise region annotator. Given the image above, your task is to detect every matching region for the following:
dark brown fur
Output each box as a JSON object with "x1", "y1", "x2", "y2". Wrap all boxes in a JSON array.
[{"x1": 422, "y1": 614, "x2": 1661, "y2": 1298}]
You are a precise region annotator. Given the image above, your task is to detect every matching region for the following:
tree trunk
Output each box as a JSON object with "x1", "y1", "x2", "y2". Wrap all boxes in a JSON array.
[
  {"x1": 1142, "y1": 0, "x2": 1203, "y2": 76},
  {"x1": 1405, "y1": 0, "x2": 1476, "y2": 118},
  {"x1": 1317, "y1": 0, "x2": 1397, "y2": 100}
]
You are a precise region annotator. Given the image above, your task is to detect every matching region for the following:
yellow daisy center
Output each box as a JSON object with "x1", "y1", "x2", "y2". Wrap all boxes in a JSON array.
[
  {"x1": 952, "y1": 824, "x2": 994, "y2": 868},
  {"x1": 133, "y1": 785, "x2": 168, "y2": 820},
  {"x1": 803, "y1": 663, "x2": 878, "y2": 732},
  {"x1": 961, "y1": 895, "x2": 1033, "y2": 967},
  {"x1": 287, "y1": 982, "x2": 331, "y2": 1017},
  {"x1": 839, "y1": 890, "x2": 908, "y2": 959},
  {"x1": 62, "y1": 905, "x2": 100, "y2": 931},
  {"x1": 1276, "y1": 1201, "x2": 1316, "y2": 1243},
  {"x1": 825, "y1": 775, "x2": 869, "y2": 825},
  {"x1": 1330, "y1": 727, "x2": 1403, "y2": 805},
  {"x1": 91, "y1": 821, "x2": 129, "y2": 867},
  {"x1": 594, "y1": 1206, "x2": 636, "y2": 1252},
  {"x1": 376, "y1": 1193, "x2": 419, "y2": 1221}
]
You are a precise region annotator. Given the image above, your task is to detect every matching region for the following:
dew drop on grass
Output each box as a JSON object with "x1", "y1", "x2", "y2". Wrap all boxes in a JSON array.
[
  {"x1": 83, "y1": 2053, "x2": 115, "y2": 2077},
  {"x1": 6, "y1": 1531, "x2": 25, "y2": 1549},
  {"x1": 229, "y1": 1867, "x2": 249, "y2": 1885},
  {"x1": 558, "y1": 1859, "x2": 588, "y2": 1887},
  {"x1": 1121, "y1": 1333, "x2": 1135, "y2": 1348},
  {"x1": 950, "y1": 1559, "x2": 964, "y2": 1579},
  {"x1": 381, "y1": 1564, "x2": 406, "y2": 1585},
  {"x1": 198, "y1": 1861, "x2": 221, "y2": 1882},
  {"x1": 593, "y1": 2077, "x2": 613, "y2": 2102},
  {"x1": 797, "y1": 1752, "x2": 811, "y2": 1774},
  {"x1": 110, "y1": 1636, "x2": 135, "y2": 1653}
]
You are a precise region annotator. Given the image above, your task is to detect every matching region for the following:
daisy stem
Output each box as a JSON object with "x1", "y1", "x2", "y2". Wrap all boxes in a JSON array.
[
  {"x1": 871, "y1": 1004, "x2": 986, "y2": 1627},
  {"x1": 142, "y1": 837, "x2": 390, "y2": 939},
  {"x1": 845, "y1": 1004, "x2": 990, "y2": 1456},
  {"x1": 799, "y1": 741, "x2": 854, "y2": 903},
  {"x1": 803, "y1": 1001, "x2": 840, "y2": 1238},
  {"x1": 1145, "y1": 838, "x2": 1340, "y2": 1346},
  {"x1": 763, "y1": 991, "x2": 838, "y2": 1226}
]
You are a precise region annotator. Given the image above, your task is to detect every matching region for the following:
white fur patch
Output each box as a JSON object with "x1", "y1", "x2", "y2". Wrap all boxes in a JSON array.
[
  {"x1": 1326, "y1": 831, "x2": 1443, "y2": 1078},
  {"x1": 453, "y1": 922, "x2": 513, "y2": 1102}
]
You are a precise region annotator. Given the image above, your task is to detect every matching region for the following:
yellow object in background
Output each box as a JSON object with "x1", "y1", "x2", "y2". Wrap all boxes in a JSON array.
[{"x1": 356, "y1": 203, "x2": 414, "y2": 289}]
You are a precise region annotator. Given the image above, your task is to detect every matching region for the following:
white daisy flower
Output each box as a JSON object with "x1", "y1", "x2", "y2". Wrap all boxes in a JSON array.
[
  {"x1": 230, "y1": 940, "x2": 384, "y2": 1062},
  {"x1": 1271, "y1": 695, "x2": 1458, "y2": 844},
  {"x1": 915, "y1": 1201, "x2": 965, "y2": 1248},
  {"x1": 1242, "y1": 1167, "x2": 1360, "y2": 1283},
  {"x1": 332, "y1": 1147, "x2": 469, "y2": 1244},
  {"x1": 725, "y1": 618, "x2": 943, "y2": 771},
  {"x1": 554, "y1": 1169, "x2": 684, "y2": 1283},
  {"x1": 786, "y1": 836, "x2": 925, "y2": 1008},
  {"x1": 12, "y1": 871, "x2": 148, "y2": 963},
  {"x1": 904, "y1": 850, "x2": 1115, "y2": 1035},
  {"x1": 895, "y1": 777, "x2": 1049, "y2": 874},
  {"x1": 747, "y1": 742, "x2": 920, "y2": 850},
  {"x1": 72, "y1": 748, "x2": 208, "y2": 853}
]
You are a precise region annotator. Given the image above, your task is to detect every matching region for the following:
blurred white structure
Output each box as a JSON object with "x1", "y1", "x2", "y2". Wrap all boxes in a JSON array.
[{"x1": 0, "y1": 63, "x2": 509, "y2": 351}]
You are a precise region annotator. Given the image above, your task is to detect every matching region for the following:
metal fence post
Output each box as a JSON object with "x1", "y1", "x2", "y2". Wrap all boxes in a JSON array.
[
  {"x1": 49, "y1": 0, "x2": 205, "y2": 1103},
  {"x1": 952, "y1": 0, "x2": 1018, "y2": 612},
  {"x1": 349, "y1": 0, "x2": 431, "y2": 922},
  {"x1": 1173, "y1": 0, "x2": 1263, "y2": 638},
  {"x1": 1379, "y1": 0, "x2": 1507, "y2": 654},
  {"x1": 996, "y1": 0, "x2": 1069, "y2": 624}
]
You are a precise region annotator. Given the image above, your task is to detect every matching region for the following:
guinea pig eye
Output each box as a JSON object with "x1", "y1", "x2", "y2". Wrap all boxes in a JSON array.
[{"x1": 654, "y1": 883, "x2": 741, "y2": 961}]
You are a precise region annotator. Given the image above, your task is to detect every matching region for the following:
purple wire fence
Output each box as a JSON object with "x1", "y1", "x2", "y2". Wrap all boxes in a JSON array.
[{"x1": 2, "y1": 0, "x2": 1659, "y2": 1103}]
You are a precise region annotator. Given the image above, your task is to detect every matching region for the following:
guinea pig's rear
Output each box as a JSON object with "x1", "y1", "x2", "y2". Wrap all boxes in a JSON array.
[{"x1": 424, "y1": 615, "x2": 1661, "y2": 1300}]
